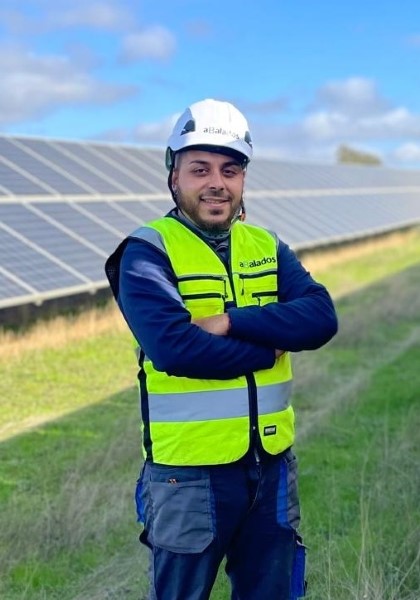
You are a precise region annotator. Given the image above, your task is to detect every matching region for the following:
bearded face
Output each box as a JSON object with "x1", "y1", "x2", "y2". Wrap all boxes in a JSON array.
[{"x1": 171, "y1": 150, "x2": 246, "y2": 232}]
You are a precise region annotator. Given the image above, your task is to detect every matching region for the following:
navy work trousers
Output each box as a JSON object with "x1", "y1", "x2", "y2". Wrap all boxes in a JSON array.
[{"x1": 136, "y1": 449, "x2": 305, "y2": 600}]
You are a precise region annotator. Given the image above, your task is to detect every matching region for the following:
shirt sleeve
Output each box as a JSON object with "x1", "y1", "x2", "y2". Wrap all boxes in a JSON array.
[
  {"x1": 227, "y1": 239, "x2": 338, "y2": 352},
  {"x1": 117, "y1": 239, "x2": 276, "y2": 379}
]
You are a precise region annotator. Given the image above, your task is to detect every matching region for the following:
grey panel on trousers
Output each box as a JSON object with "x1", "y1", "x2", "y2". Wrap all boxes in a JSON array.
[
  {"x1": 36, "y1": 202, "x2": 123, "y2": 254},
  {"x1": 0, "y1": 204, "x2": 104, "y2": 281},
  {"x1": 0, "y1": 138, "x2": 87, "y2": 194},
  {"x1": 0, "y1": 226, "x2": 83, "y2": 292}
]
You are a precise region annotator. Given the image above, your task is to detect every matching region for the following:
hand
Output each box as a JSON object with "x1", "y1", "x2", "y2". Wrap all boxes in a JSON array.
[
  {"x1": 275, "y1": 349, "x2": 285, "y2": 358},
  {"x1": 192, "y1": 314, "x2": 230, "y2": 336}
]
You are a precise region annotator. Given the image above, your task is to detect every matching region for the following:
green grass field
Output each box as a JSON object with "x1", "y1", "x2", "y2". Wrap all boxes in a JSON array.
[{"x1": 1, "y1": 229, "x2": 419, "y2": 599}]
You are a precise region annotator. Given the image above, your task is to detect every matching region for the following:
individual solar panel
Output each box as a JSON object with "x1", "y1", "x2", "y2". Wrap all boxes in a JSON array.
[
  {"x1": 246, "y1": 197, "x2": 316, "y2": 245},
  {"x1": 80, "y1": 201, "x2": 139, "y2": 236},
  {"x1": 150, "y1": 200, "x2": 173, "y2": 214},
  {"x1": 0, "y1": 204, "x2": 105, "y2": 281},
  {"x1": 0, "y1": 138, "x2": 87, "y2": 194},
  {"x1": 0, "y1": 270, "x2": 31, "y2": 301},
  {"x1": 20, "y1": 138, "x2": 123, "y2": 195},
  {"x1": 116, "y1": 200, "x2": 171, "y2": 223},
  {"x1": 0, "y1": 226, "x2": 84, "y2": 291},
  {"x1": 134, "y1": 146, "x2": 166, "y2": 168},
  {"x1": 0, "y1": 158, "x2": 50, "y2": 195},
  {"x1": 35, "y1": 202, "x2": 123, "y2": 254},
  {"x1": 296, "y1": 196, "x2": 362, "y2": 238},
  {"x1": 57, "y1": 142, "x2": 150, "y2": 194},
  {"x1": 114, "y1": 147, "x2": 169, "y2": 193},
  {"x1": 89, "y1": 144, "x2": 164, "y2": 194}
]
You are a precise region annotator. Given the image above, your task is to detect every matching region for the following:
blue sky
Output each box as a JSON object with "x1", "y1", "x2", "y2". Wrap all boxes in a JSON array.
[{"x1": 1, "y1": 0, "x2": 420, "y2": 167}]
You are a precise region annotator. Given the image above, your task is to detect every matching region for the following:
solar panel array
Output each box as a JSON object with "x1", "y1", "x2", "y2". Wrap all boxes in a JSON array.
[{"x1": 1, "y1": 134, "x2": 420, "y2": 312}]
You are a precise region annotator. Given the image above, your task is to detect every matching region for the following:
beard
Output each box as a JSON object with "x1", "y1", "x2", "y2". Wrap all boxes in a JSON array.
[{"x1": 176, "y1": 192, "x2": 242, "y2": 233}]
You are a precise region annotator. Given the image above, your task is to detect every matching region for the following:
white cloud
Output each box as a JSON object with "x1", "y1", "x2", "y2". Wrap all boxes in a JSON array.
[
  {"x1": 0, "y1": 44, "x2": 137, "y2": 124},
  {"x1": 115, "y1": 77, "x2": 420, "y2": 168},
  {"x1": 314, "y1": 76, "x2": 390, "y2": 116},
  {"x1": 241, "y1": 77, "x2": 420, "y2": 166},
  {"x1": 392, "y1": 142, "x2": 420, "y2": 163},
  {"x1": 302, "y1": 111, "x2": 350, "y2": 140},
  {"x1": 301, "y1": 106, "x2": 420, "y2": 142},
  {"x1": 46, "y1": 2, "x2": 132, "y2": 30},
  {"x1": 99, "y1": 111, "x2": 180, "y2": 144},
  {"x1": 133, "y1": 113, "x2": 180, "y2": 144},
  {"x1": 120, "y1": 26, "x2": 177, "y2": 62},
  {"x1": 0, "y1": 1, "x2": 133, "y2": 33}
]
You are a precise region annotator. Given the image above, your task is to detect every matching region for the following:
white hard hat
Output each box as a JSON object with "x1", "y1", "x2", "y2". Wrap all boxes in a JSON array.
[{"x1": 165, "y1": 98, "x2": 253, "y2": 170}]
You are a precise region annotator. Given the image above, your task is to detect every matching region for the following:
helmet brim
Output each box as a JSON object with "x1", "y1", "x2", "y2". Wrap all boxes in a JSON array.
[{"x1": 166, "y1": 144, "x2": 249, "y2": 171}]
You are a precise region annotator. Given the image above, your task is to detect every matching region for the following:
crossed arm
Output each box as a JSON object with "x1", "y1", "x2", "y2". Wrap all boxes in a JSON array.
[
  {"x1": 118, "y1": 239, "x2": 337, "y2": 380},
  {"x1": 193, "y1": 314, "x2": 285, "y2": 358}
]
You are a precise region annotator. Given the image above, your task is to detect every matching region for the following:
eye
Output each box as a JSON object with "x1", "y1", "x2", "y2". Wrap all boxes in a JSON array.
[
  {"x1": 223, "y1": 167, "x2": 241, "y2": 177},
  {"x1": 192, "y1": 167, "x2": 207, "y2": 175}
]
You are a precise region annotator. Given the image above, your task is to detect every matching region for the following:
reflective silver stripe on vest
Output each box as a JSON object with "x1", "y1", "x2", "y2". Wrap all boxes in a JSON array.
[
  {"x1": 148, "y1": 381, "x2": 292, "y2": 422},
  {"x1": 258, "y1": 381, "x2": 292, "y2": 415},
  {"x1": 131, "y1": 226, "x2": 166, "y2": 253}
]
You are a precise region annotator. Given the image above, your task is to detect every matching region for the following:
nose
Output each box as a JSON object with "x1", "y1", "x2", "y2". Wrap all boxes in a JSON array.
[{"x1": 208, "y1": 169, "x2": 225, "y2": 191}]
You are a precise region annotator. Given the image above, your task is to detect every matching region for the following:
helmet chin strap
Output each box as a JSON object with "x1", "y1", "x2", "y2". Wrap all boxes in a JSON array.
[
  {"x1": 238, "y1": 199, "x2": 246, "y2": 222},
  {"x1": 229, "y1": 199, "x2": 246, "y2": 226}
]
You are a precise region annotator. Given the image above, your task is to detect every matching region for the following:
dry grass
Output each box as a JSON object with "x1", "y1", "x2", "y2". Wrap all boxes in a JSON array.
[
  {"x1": 299, "y1": 229, "x2": 417, "y2": 272},
  {"x1": 0, "y1": 303, "x2": 127, "y2": 361}
]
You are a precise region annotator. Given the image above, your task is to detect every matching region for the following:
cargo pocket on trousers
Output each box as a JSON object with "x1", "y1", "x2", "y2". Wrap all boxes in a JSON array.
[
  {"x1": 277, "y1": 448, "x2": 301, "y2": 530},
  {"x1": 150, "y1": 478, "x2": 214, "y2": 554},
  {"x1": 290, "y1": 534, "x2": 307, "y2": 599}
]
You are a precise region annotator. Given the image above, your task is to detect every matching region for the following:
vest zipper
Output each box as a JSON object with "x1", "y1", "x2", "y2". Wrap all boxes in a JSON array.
[
  {"x1": 228, "y1": 248, "x2": 260, "y2": 455},
  {"x1": 246, "y1": 372, "x2": 260, "y2": 457}
]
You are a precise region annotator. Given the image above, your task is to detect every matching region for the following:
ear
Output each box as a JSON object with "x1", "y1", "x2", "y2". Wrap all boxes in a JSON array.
[{"x1": 171, "y1": 168, "x2": 179, "y2": 191}]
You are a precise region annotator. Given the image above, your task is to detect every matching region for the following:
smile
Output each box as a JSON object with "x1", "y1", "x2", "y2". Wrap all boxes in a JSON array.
[{"x1": 200, "y1": 197, "x2": 229, "y2": 204}]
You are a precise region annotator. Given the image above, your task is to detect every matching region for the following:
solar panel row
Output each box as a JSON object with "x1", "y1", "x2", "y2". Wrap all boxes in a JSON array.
[
  {"x1": 2, "y1": 134, "x2": 420, "y2": 197},
  {"x1": 1, "y1": 192, "x2": 419, "y2": 309},
  {"x1": 1, "y1": 134, "x2": 420, "y2": 312}
]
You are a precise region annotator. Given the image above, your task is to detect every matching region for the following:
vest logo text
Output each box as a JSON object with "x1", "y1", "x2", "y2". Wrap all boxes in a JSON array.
[{"x1": 239, "y1": 256, "x2": 276, "y2": 268}]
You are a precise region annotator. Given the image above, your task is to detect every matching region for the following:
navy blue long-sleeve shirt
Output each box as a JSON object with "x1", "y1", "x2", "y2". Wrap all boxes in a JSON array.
[{"x1": 113, "y1": 215, "x2": 338, "y2": 381}]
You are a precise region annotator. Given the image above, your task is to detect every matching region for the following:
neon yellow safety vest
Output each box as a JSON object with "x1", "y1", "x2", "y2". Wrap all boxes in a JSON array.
[{"x1": 131, "y1": 217, "x2": 294, "y2": 466}]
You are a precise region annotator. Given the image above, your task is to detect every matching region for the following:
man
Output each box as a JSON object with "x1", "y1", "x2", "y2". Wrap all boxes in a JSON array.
[{"x1": 105, "y1": 98, "x2": 338, "y2": 600}]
